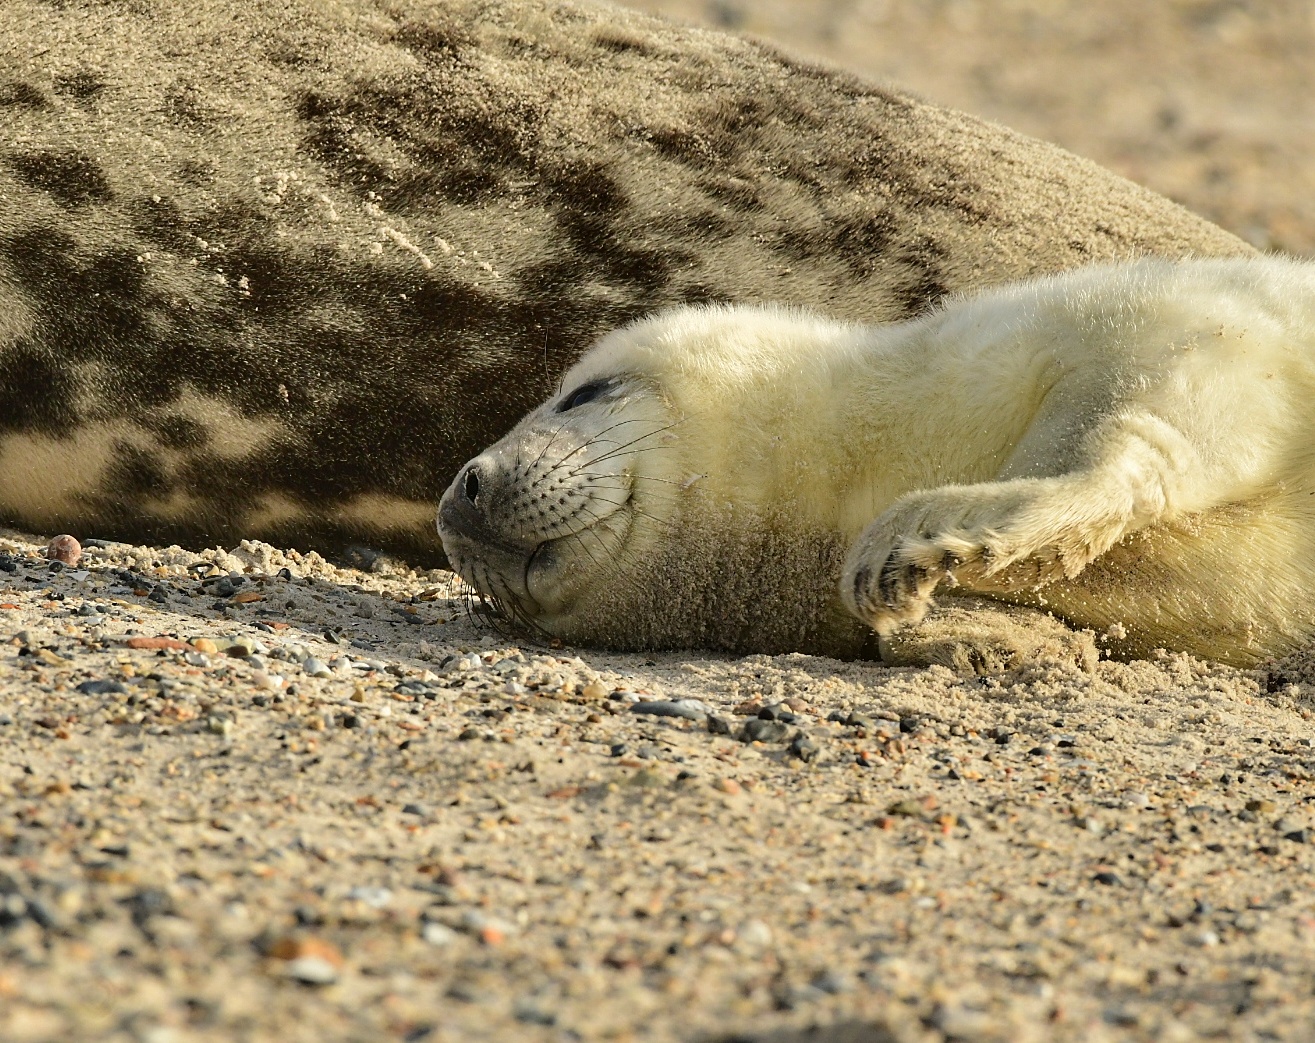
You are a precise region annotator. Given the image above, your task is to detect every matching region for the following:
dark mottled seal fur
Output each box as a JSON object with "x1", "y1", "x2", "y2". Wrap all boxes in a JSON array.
[{"x1": 0, "y1": 0, "x2": 1247, "y2": 562}]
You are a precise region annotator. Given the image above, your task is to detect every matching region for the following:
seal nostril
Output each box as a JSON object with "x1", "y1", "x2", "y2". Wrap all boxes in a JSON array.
[{"x1": 463, "y1": 466, "x2": 481, "y2": 505}]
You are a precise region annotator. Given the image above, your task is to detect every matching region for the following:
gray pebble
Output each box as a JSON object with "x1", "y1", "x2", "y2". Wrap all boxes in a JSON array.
[
  {"x1": 789, "y1": 734, "x2": 819, "y2": 762},
  {"x1": 301, "y1": 657, "x2": 332, "y2": 678},
  {"x1": 76, "y1": 679, "x2": 128, "y2": 696},
  {"x1": 706, "y1": 715, "x2": 732, "y2": 735},
  {"x1": 631, "y1": 699, "x2": 710, "y2": 721},
  {"x1": 741, "y1": 719, "x2": 791, "y2": 743},
  {"x1": 513, "y1": 1000, "x2": 557, "y2": 1026}
]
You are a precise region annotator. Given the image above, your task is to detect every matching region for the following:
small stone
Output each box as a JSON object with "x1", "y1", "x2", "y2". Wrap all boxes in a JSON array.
[
  {"x1": 125, "y1": 636, "x2": 187, "y2": 651},
  {"x1": 266, "y1": 934, "x2": 344, "y2": 975},
  {"x1": 302, "y1": 657, "x2": 332, "y2": 678},
  {"x1": 206, "y1": 715, "x2": 234, "y2": 737},
  {"x1": 811, "y1": 969, "x2": 854, "y2": 995},
  {"x1": 191, "y1": 638, "x2": 219, "y2": 654},
  {"x1": 706, "y1": 714, "x2": 732, "y2": 735},
  {"x1": 45, "y1": 535, "x2": 81, "y2": 566},
  {"x1": 580, "y1": 678, "x2": 609, "y2": 700},
  {"x1": 513, "y1": 1000, "x2": 556, "y2": 1026},
  {"x1": 631, "y1": 699, "x2": 710, "y2": 721},
  {"x1": 184, "y1": 652, "x2": 210, "y2": 668},
  {"x1": 740, "y1": 719, "x2": 791, "y2": 743},
  {"x1": 346, "y1": 886, "x2": 392, "y2": 909},
  {"x1": 886, "y1": 799, "x2": 924, "y2": 818},
  {"x1": 714, "y1": 777, "x2": 741, "y2": 795},
  {"x1": 402, "y1": 803, "x2": 428, "y2": 816},
  {"x1": 252, "y1": 670, "x2": 284, "y2": 691},
  {"x1": 285, "y1": 956, "x2": 338, "y2": 985},
  {"x1": 1093, "y1": 871, "x2": 1123, "y2": 886},
  {"x1": 1246, "y1": 798, "x2": 1277, "y2": 814},
  {"x1": 736, "y1": 919, "x2": 772, "y2": 947},
  {"x1": 789, "y1": 734, "x2": 819, "y2": 762},
  {"x1": 1284, "y1": 829, "x2": 1311, "y2": 844},
  {"x1": 422, "y1": 922, "x2": 458, "y2": 947},
  {"x1": 609, "y1": 743, "x2": 628, "y2": 758},
  {"x1": 458, "y1": 727, "x2": 480, "y2": 741},
  {"x1": 76, "y1": 679, "x2": 128, "y2": 696}
]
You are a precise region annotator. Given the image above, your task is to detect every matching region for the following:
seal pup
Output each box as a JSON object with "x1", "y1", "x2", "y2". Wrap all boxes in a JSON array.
[
  {"x1": 0, "y1": 0, "x2": 1246, "y2": 561},
  {"x1": 439, "y1": 255, "x2": 1315, "y2": 665}
]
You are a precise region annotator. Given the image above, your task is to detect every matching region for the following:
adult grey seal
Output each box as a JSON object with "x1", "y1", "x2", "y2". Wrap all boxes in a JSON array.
[
  {"x1": 0, "y1": 0, "x2": 1245, "y2": 562},
  {"x1": 440, "y1": 255, "x2": 1315, "y2": 666}
]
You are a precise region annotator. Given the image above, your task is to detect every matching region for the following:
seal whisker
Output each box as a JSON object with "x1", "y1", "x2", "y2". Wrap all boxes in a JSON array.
[{"x1": 540, "y1": 416, "x2": 682, "y2": 482}]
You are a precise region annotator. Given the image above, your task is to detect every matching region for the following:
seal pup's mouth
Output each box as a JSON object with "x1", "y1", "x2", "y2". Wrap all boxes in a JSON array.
[
  {"x1": 437, "y1": 448, "x2": 640, "y2": 628},
  {"x1": 522, "y1": 485, "x2": 636, "y2": 613}
]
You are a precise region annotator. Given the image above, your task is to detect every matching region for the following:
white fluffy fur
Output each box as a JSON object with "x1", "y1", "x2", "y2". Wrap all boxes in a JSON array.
[{"x1": 449, "y1": 256, "x2": 1315, "y2": 663}]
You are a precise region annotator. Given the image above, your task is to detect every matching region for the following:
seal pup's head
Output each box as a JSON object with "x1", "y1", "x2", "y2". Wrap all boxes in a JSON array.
[{"x1": 437, "y1": 304, "x2": 875, "y2": 655}]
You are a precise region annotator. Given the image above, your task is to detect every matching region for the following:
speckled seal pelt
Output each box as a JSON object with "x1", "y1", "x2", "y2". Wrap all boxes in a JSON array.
[{"x1": 0, "y1": 0, "x2": 1247, "y2": 563}]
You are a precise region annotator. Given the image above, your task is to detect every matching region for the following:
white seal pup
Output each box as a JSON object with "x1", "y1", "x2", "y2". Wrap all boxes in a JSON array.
[{"x1": 438, "y1": 256, "x2": 1315, "y2": 665}]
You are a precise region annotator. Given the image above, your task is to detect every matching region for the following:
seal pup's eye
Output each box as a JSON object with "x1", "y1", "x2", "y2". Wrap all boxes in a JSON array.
[{"x1": 557, "y1": 379, "x2": 614, "y2": 412}]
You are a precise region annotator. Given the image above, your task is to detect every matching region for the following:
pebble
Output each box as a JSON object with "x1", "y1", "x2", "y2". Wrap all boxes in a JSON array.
[
  {"x1": 252, "y1": 671, "x2": 284, "y2": 691},
  {"x1": 580, "y1": 678, "x2": 609, "y2": 699},
  {"x1": 184, "y1": 652, "x2": 211, "y2": 668},
  {"x1": 345, "y1": 885, "x2": 392, "y2": 909},
  {"x1": 706, "y1": 714, "x2": 732, "y2": 735},
  {"x1": 740, "y1": 719, "x2": 791, "y2": 743},
  {"x1": 206, "y1": 715, "x2": 234, "y2": 737},
  {"x1": 76, "y1": 679, "x2": 128, "y2": 696},
  {"x1": 789, "y1": 734, "x2": 819, "y2": 762},
  {"x1": 191, "y1": 638, "x2": 219, "y2": 654},
  {"x1": 285, "y1": 955, "x2": 339, "y2": 985},
  {"x1": 631, "y1": 699, "x2": 711, "y2": 721},
  {"x1": 302, "y1": 657, "x2": 332, "y2": 678},
  {"x1": 422, "y1": 922, "x2": 459, "y2": 947},
  {"x1": 737, "y1": 919, "x2": 772, "y2": 947},
  {"x1": 45, "y1": 534, "x2": 81, "y2": 566}
]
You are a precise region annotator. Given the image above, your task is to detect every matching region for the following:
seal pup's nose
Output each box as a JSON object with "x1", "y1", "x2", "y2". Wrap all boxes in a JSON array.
[
  {"x1": 439, "y1": 458, "x2": 493, "y2": 542},
  {"x1": 459, "y1": 464, "x2": 481, "y2": 506}
]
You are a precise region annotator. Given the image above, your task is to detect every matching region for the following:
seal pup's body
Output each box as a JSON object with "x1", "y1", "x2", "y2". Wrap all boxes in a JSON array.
[{"x1": 440, "y1": 256, "x2": 1315, "y2": 665}]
